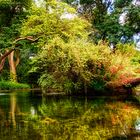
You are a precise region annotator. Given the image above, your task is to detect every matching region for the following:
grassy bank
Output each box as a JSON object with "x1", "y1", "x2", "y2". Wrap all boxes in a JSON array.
[{"x1": 0, "y1": 81, "x2": 30, "y2": 90}]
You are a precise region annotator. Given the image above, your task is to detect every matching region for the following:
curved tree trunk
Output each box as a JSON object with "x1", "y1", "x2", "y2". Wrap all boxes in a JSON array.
[
  {"x1": 0, "y1": 49, "x2": 15, "y2": 73},
  {"x1": 7, "y1": 50, "x2": 20, "y2": 82},
  {"x1": 7, "y1": 50, "x2": 17, "y2": 82},
  {"x1": 0, "y1": 36, "x2": 38, "y2": 78}
]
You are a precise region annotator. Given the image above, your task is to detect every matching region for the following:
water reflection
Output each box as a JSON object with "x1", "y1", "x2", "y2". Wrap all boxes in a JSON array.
[
  {"x1": 0, "y1": 93, "x2": 7, "y2": 96},
  {"x1": 0, "y1": 91, "x2": 140, "y2": 140},
  {"x1": 10, "y1": 93, "x2": 16, "y2": 126},
  {"x1": 135, "y1": 117, "x2": 140, "y2": 132}
]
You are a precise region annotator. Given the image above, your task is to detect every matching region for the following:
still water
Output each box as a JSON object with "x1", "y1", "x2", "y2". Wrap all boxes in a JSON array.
[{"x1": 0, "y1": 90, "x2": 140, "y2": 140}]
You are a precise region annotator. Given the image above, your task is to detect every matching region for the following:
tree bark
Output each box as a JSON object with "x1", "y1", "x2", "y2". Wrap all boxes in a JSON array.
[
  {"x1": 7, "y1": 50, "x2": 17, "y2": 82},
  {"x1": 0, "y1": 57, "x2": 6, "y2": 73},
  {"x1": 0, "y1": 49, "x2": 15, "y2": 73}
]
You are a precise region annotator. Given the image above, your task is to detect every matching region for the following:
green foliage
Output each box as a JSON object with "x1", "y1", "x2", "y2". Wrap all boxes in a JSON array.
[
  {"x1": 30, "y1": 37, "x2": 137, "y2": 93},
  {"x1": 115, "y1": 0, "x2": 132, "y2": 8},
  {"x1": 21, "y1": 1, "x2": 90, "y2": 46},
  {"x1": 20, "y1": 1, "x2": 92, "y2": 88},
  {"x1": 0, "y1": 0, "x2": 35, "y2": 83},
  {"x1": 116, "y1": 43, "x2": 136, "y2": 55},
  {"x1": 73, "y1": 0, "x2": 140, "y2": 44},
  {"x1": 0, "y1": 0, "x2": 32, "y2": 26},
  {"x1": 0, "y1": 0, "x2": 139, "y2": 90},
  {"x1": 0, "y1": 81, "x2": 30, "y2": 90},
  {"x1": 132, "y1": 52, "x2": 140, "y2": 65},
  {"x1": 116, "y1": 43, "x2": 140, "y2": 69}
]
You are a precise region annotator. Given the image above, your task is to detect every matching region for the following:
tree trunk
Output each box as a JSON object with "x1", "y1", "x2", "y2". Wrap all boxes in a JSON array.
[
  {"x1": 8, "y1": 50, "x2": 17, "y2": 82},
  {"x1": 7, "y1": 50, "x2": 20, "y2": 82},
  {"x1": 0, "y1": 49, "x2": 15, "y2": 73},
  {"x1": 0, "y1": 57, "x2": 6, "y2": 73},
  {"x1": 0, "y1": 36, "x2": 38, "y2": 78}
]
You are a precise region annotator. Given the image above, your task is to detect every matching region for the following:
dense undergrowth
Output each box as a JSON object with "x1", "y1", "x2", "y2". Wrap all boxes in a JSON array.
[
  {"x1": 31, "y1": 38, "x2": 140, "y2": 94},
  {"x1": 0, "y1": 81, "x2": 30, "y2": 90}
]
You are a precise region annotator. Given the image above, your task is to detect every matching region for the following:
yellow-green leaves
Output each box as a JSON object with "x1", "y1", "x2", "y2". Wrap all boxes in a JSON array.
[{"x1": 21, "y1": 1, "x2": 91, "y2": 46}]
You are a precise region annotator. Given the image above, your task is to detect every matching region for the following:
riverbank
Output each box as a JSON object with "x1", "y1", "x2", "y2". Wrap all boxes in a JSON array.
[
  {"x1": 0, "y1": 88, "x2": 41, "y2": 93},
  {"x1": 0, "y1": 81, "x2": 30, "y2": 90}
]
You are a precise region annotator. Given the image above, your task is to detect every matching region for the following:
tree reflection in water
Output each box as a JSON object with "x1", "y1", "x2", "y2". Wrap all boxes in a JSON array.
[{"x1": 0, "y1": 91, "x2": 140, "y2": 140}]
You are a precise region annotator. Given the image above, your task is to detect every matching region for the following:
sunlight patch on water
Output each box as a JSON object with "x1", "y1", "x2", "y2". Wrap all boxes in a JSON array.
[{"x1": 0, "y1": 93, "x2": 7, "y2": 96}]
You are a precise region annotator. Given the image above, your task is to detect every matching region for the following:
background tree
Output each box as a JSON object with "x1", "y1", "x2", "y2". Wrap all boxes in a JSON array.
[
  {"x1": 0, "y1": 0, "x2": 32, "y2": 82},
  {"x1": 64, "y1": 0, "x2": 140, "y2": 44}
]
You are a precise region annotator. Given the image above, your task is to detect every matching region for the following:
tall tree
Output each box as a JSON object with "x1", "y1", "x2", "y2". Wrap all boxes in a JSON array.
[{"x1": 64, "y1": 0, "x2": 140, "y2": 44}]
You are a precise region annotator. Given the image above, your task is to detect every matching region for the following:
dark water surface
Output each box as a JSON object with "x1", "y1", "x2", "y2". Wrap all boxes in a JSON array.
[{"x1": 0, "y1": 90, "x2": 140, "y2": 140}]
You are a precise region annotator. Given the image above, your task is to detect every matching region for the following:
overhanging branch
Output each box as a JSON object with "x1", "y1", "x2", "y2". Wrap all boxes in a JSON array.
[{"x1": 0, "y1": 36, "x2": 39, "y2": 73}]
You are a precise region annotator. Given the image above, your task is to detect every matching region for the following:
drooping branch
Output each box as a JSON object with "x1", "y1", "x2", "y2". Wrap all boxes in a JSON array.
[{"x1": 13, "y1": 36, "x2": 39, "y2": 45}]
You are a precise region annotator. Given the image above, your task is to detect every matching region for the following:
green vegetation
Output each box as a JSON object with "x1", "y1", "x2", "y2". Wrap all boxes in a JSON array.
[
  {"x1": 0, "y1": 81, "x2": 30, "y2": 90},
  {"x1": 31, "y1": 38, "x2": 139, "y2": 93},
  {"x1": 0, "y1": 1, "x2": 140, "y2": 139},
  {"x1": 0, "y1": 0, "x2": 140, "y2": 92}
]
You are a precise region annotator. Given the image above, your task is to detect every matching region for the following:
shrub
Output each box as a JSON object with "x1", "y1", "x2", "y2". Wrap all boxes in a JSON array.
[{"x1": 31, "y1": 38, "x2": 137, "y2": 94}]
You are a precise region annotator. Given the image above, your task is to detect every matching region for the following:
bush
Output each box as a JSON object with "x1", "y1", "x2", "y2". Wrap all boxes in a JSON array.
[
  {"x1": 0, "y1": 81, "x2": 30, "y2": 90},
  {"x1": 31, "y1": 38, "x2": 137, "y2": 94}
]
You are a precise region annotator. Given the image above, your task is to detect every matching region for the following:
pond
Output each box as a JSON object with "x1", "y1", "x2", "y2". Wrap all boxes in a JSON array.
[{"x1": 0, "y1": 90, "x2": 140, "y2": 140}]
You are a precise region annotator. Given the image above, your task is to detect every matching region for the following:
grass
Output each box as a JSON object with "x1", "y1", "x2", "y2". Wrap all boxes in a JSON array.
[{"x1": 0, "y1": 81, "x2": 30, "y2": 90}]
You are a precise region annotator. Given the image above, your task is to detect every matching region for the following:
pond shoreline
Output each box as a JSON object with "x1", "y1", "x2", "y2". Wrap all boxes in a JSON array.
[
  {"x1": 0, "y1": 88, "x2": 140, "y2": 101},
  {"x1": 0, "y1": 88, "x2": 41, "y2": 93}
]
